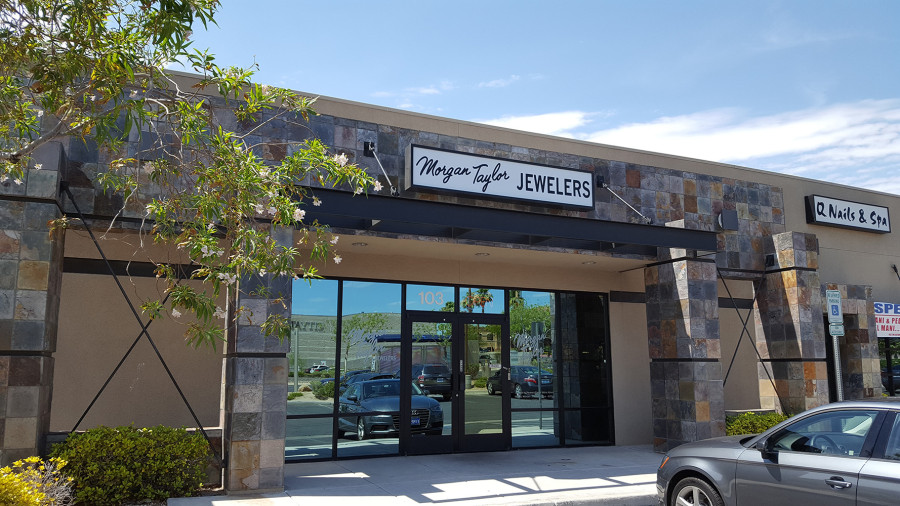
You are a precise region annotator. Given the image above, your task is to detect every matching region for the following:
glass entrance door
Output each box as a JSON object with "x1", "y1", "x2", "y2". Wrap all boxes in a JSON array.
[
  {"x1": 459, "y1": 315, "x2": 509, "y2": 452},
  {"x1": 401, "y1": 311, "x2": 509, "y2": 454}
]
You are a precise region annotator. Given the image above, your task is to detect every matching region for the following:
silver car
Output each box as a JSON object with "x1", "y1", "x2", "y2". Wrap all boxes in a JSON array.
[{"x1": 657, "y1": 399, "x2": 900, "y2": 506}]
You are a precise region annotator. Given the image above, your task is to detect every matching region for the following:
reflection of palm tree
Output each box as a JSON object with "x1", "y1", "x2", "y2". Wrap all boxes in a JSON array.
[
  {"x1": 463, "y1": 288, "x2": 493, "y2": 313},
  {"x1": 510, "y1": 290, "x2": 525, "y2": 309}
]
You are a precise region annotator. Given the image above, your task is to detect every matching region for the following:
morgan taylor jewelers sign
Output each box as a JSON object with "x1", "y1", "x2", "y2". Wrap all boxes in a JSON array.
[
  {"x1": 405, "y1": 145, "x2": 594, "y2": 209},
  {"x1": 805, "y1": 195, "x2": 891, "y2": 233},
  {"x1": 875, "y1": 302, "x2": 900, "y2": 338}
]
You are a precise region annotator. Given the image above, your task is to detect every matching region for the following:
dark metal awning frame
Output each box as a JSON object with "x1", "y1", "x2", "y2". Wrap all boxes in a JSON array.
[{"x1": 302, "y1": 188, "x2": 718, "y2": 255}]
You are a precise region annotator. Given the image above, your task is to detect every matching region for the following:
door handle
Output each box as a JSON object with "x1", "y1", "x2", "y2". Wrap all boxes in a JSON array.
[{"x1": 825, "y1": 476, "x2": 852, "y2": 490}]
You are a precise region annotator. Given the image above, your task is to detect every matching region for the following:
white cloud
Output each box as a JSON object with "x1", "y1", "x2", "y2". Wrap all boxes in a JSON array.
[
  {"x1": 478, "y1": 75, "x2": 521, "y2": 88},
  {"x1": 475, "y1": 100, "x2": 900, "y2": 195},
  {"x1": 478, "y1": 111, "x2": 598, "y2": 138}
]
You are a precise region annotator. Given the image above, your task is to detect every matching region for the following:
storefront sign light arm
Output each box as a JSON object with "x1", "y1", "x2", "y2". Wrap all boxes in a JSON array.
[
  {"x1": 893, "y1": 264, "x2": 900, "y2": 283},
  {"x1": 597, "y1": 176, "x2": 652, "y2": 225},
  {"x1": 364, "y1": 141, "x2": 399, "y2": 196}
]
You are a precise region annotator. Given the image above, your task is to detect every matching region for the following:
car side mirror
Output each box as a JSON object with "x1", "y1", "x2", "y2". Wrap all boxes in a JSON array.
[
  {"x1": 347, "y1": 394, "x2": 358, "y2": 402},
  {"x1": 757, "y1": 438, "x2": 778, "y2": 461},
  {"x1": 422, "y1": 389, "x2": 430, "y2": 395}
]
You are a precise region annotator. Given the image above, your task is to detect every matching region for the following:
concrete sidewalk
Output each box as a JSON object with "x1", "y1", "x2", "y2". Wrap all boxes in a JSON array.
[{"x1": 169, "y1": 445, "x2": 661, "y2": 506}]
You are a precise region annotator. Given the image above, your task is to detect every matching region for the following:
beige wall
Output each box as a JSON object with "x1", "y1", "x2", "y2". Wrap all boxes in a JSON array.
[
  {"x1": 609, "y1": 299, "x2": 652, "y2": 445},
  {"x1": 718, "y1": 279, "x2": 761, "y2": 411},
  {"x1": 51, "y1": 230, "x2": 224, "y2": 431},
  {"x1": 52, "y1": 273, "x2": 224, "y2": 431}
]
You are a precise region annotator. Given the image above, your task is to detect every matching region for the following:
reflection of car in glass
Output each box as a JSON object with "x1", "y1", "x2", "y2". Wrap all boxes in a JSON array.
[
  {"x1": 486, "y1": 365, "x2": 553, "y2": 398},
  {"x1": 337, "y1": 379, "x2": 443, "y2": 440},
  {"x1": 321, "y1": 369, "x2": 369, "y2": 386},
  {"x1": 338, "y1": 372, "x2": 394, "y2": 393},
  {"x1": 882, "y1": 364, "x2": 900, "y2": 390},
  {"x1": 306, "y1": 364, "x2": 330, "y2": 373},
  {"x1": 411, "y1": 363, "x2": 452, "y2": 401},
  {"x1": 657, "y1": 400, "x2": 900, "y2": 506}
]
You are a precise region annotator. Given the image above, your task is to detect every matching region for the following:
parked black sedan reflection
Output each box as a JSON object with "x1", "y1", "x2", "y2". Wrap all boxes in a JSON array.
[
  {"x1": 486, "y1": 366, "x2": 553, "y2": 398},
  {"x1": 338, "y1": 379, "x2": 443, "y2": 440}
]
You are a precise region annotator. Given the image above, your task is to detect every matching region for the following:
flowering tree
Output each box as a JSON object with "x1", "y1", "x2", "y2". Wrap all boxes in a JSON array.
[{"x1": 0, "y1": 0, "x2": 378, "y2": 346}]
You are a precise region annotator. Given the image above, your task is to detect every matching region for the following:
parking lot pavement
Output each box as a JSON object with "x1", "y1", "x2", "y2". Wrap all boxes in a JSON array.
[{"x1": 169, "y1": 445, "x2": 661, "y2": 506}]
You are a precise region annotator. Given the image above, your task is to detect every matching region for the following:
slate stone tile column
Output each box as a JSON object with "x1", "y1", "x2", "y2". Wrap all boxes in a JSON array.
[
  {"x1": 645, "y1": 238, "x2": 724, "y2": 452},
  {"x1": 222, "y1": 228, "x2": 290, "y2": 492},
  {"x1": 0, "y1": 142, "x2": 65, "y2": 465},
  {"x1": 754, "y1": 231, "x2": 828, "y2": 414},
  {"x1": 822, "y1": 283, "x2": 881, "y2": 399}
]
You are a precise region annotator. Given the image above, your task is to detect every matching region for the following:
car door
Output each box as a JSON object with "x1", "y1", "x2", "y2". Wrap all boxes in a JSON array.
[
  {"x1": 856, "y1": 411, "x2": 900, "y2": 505},
  {"x1": 735, "y1": 408, "x2": 882, "y2": 506}
]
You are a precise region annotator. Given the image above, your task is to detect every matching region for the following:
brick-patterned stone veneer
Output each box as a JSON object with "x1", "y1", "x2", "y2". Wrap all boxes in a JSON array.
[
  {"x1": 223, "y1": 229, "x2": 290, "y2": 491},
  {"x1": 754, "y1": 231, "x2": 829, "y2": 415},
  {"x1": 646, "y1": 254, "x2": 724, "y2": 452},
  {"x1": 0, "y1": 142, "x2": 65, "y2": 465},
  {"x1": 821, "y1": 283, "x2": 881, "y2": 400}
]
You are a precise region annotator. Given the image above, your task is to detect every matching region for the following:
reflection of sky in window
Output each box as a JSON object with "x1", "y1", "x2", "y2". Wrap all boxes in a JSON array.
[
  {"x1": 342, "y1": 281, "x2": 401, "y2": 315},
  {"x1": 291, "y1": 279, "x2": 338, "y2": 316},
  {"x1": 521, "y1": 291, "x2": 552, "y2": 307}
]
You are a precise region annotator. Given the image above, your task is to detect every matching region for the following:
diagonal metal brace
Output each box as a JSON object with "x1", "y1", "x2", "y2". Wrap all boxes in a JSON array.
[{"x1": 59, "y1": 183, "x2": 223, "y2": 467}]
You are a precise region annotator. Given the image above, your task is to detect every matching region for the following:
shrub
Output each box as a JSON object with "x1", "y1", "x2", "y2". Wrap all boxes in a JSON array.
[
  {"x1": 49, "y1": 426, "x2": 210, "y2": 506},
  {"x1": 473, "y1": 378, "x2": 487, "y2": 388},
  {"x1": 310, "y1": 380, "x2": 335, "y2": 400},
  {"x1": 288, "y1": 391, "x2": 304, "y2": 400},
  {"x1": 726, "y1": 411, "x2": 791, "y2": 436},
  {"x1": 0, "y1": 456, "x2": 73, "y2": 506}
]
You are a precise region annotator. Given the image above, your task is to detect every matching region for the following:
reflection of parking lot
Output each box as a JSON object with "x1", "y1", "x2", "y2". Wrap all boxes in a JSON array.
[{"x1": 286, "y1": 389, "x2": 558, "y2": 459}]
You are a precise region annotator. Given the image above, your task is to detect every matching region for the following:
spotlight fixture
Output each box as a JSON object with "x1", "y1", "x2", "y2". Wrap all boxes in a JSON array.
[
  {"x1": 582, "y1": 261, "x2": 596, "y2": 265},
  {"x1": 474, "y1": 252, "x2": 490, "y2": 257},
  {"x1": 351, "y1": 242, "x2": 368, "y2": 247}
]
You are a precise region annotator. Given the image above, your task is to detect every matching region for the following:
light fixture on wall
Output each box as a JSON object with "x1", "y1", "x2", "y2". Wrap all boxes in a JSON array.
[
  {"x1": 363, "y1": 141, "x2": 399, "y2": 196},
  {"x1": 351, "y1": 242, "x2": 368, "y2": 247},
  {"x1": 474, "y1": 252, "x2": 490, "y2": 257},
  {"x1": 582, "y1": 260, "x2": 596, "y2": 265}
]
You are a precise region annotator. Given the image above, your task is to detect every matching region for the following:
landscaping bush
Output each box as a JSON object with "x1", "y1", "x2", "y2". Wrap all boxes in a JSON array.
[
  {"x1": 49, "y1": 426, "x2": 210, "y2": 506},
  {"x1": 726, "y1": 411, "x2": 791, "y2": 436},
  {"x1": 473, "y1": 378, "x2": 487, "y2": 388},
  {"x1": 0, "y1": 456, "x2": 73, "y2": 506},
  {"x1": 288, "y1": 391, "x2": 304, "y2": 400},
  {"x1": 310, "y1": 380, "x2": 335, "y2": 400}
]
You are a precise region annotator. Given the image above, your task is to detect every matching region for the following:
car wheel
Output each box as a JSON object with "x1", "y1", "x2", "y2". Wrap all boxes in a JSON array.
[
  {"x1": 486, "y1": 382, "x2": 495, "y2": 395},
  {"x1": 670, "y1": 477, "x2": 723, "y2": 506},
  {"x1": 514, "y1": 383, "x2": 523, "y2": 399},
  {"x1": 357, "y1": 418, "x2": 370, "y2": 441}
]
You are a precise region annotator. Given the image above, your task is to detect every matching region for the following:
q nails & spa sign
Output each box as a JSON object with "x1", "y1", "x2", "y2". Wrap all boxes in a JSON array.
[
  {"x1": 805, "y1": 195, "x2": 891, "y2": 233},
  {"x1": 405, "y1": 145, "x2": 595, "y2": 209}
]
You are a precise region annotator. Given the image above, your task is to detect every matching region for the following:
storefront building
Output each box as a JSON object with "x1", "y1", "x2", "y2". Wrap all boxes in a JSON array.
[{"x1": 1, "y1": 77, "x2": 898, "y2": 491}]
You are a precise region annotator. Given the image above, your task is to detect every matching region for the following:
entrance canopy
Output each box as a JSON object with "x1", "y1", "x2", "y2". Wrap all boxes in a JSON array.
[{"x1": 302, "y1": 188, "x2": 718, "y2": 256}]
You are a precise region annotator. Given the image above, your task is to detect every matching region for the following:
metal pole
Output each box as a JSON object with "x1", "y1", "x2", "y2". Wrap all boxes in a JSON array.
[
  {"x1": 833, "y1": 333, "x2": 844, "y2": 401},
  {"x1": 292, "y1": 332, "x2": 299, "y2": 393}
]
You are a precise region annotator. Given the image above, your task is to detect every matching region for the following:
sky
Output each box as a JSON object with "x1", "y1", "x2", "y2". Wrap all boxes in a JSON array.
[{"x1": 187, "y1": 0, "x2": 900, "y2": 195}]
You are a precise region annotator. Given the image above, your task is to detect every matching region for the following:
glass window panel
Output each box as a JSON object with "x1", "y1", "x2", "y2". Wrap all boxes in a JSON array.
[
  {"x1": 286, "y1": 417, "x2": 333, "y2": 460},
  {"x1": 464, "y1": 322, "x2": 503, "y2": 435},
  {"x1": 407, "y1": 284, "x2": 455, "y2": 312},
  {"x1": 563, "y1": 408, "x2": 613, "y2": 445},
  {"x1": 336, "y1": 281, "x2": 401, "y2": 458},
  {"x1": 341, "y1": 281, "x2": 401, "y2": 375},
  {"x1": 460, "y1": 287, "x2": 504, "y2": 314},
  {"x1": 512, "y1": 410, "x2": 560, "y2": 448},
  {"x1": 290, "y1": 279, "x2": 338, "y2": 410},
  {"x1": 509, "y1": 290, "x2": 556, "y2": 400}
]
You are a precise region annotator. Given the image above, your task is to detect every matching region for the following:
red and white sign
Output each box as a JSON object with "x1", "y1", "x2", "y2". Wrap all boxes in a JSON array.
[{"x1": 875, "y1": 302, "x2": 900, "y2": 338}]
